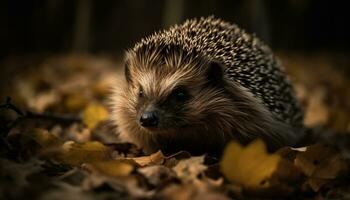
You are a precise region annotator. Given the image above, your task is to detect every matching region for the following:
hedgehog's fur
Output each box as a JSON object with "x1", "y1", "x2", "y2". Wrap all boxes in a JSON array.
[{"x1": 111, "y1": 16, "x2": 304, "y2": 155}]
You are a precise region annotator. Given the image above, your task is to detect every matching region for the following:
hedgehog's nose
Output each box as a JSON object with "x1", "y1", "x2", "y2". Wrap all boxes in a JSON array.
[{"x1": 140, "y1": 111, "x2": 158, "y2": 127}]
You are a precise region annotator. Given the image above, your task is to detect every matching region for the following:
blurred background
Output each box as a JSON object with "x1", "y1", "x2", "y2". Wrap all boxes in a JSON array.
[
  {"x1": 0, "y1": 0, "x2": 349, "y2": 132},
  {"x1": 1, "y1": 2, "x2": 350, "y2": 199},
  {"x1": 1, "y1": 0, "x2": 350, "y2": 56}
]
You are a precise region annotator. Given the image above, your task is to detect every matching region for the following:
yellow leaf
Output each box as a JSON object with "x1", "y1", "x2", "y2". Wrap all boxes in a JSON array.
[
  {"x1": 64, "y1": 93, "x2": 88, "y2": 112},
  {"x1": 82, "y1": 103, "x2": 109, "y2": 129},
  {"x1": 57, "y1": 141, "x2": 112, "y2": 166},
  {"x1": 85, "y1": 160, "x2": 134, "y2": 177},
  {"x1": 220, "y1": 140, "x2": 281, "y2": 189},
  {"x1": 28, "y1": 128, "x2": 63, "y2": 148},
  {"x1": 92, "y1": 78, "x2": 113, "y2": 98}
]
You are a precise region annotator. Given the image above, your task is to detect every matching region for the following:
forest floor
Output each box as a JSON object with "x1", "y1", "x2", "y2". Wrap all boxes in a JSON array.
[{"x1": 0, "y1": 52, "x2": 349, "y2": 200}]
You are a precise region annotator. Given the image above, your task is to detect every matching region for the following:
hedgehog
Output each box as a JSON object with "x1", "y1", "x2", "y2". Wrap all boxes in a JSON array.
[{"x1": 111, "y1": 16, "x2": 304, "y2": 156}]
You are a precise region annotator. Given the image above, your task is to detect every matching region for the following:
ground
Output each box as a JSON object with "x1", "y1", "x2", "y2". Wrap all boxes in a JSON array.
[{"x1": 0, "y1": 53, "x2": 349, "y2": 200}]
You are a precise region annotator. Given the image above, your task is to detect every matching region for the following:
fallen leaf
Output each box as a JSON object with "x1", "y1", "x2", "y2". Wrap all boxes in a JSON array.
[
  {"x1": 264, "y1": 159, "x2": 304, "y2": 195},
  {"x1": 28, "y1": 128, "x2": 63, "y2": 148},
  {"x1": 40, "y1": 182, "x2": 95, "y2": 200},
  {"x1": 163, "y1": 151, "x2": 192, "y2": 168},
  {"x1": 304, "y1": 89, "x2": 329, "y2": 126},
  {"x1": 220, "y1": 140, "x2": 281, "y2": 189},
  {"x1": 91, "y1": 77, "x2": 115, "y2": 99},
  {"x1": 65, "y1": 124, "x2": 91, "y2": 143},
  {"x1": 82, "y1": 103, "x2": 109, "y2": 129},
  {"x1": 173, "y1": 156, "x2": 207, "y2": 182},
  {"x1": 57, "y1": 141, "x2": 113, "y2": 166},
  {"x1": 58, "y1": 168, "x2": 89, "y2": 185},
  {"x1": 82, "y1": 171, "x2": 154, "y2": 199},
  {"x1": 64, "y1": 93, "x2": 89, "y2": 112},
  {"x1": 27, "y1": 128, "x2": 65, "y2": 159},
  {"x1": 7, "y1": 128, "x2": 63, "y2": 158},
  {"x1": 294, "y1": 144, "x2": 348, "y2": 191},
  {"x1": 0, "y1": 158, "x2": 44, "y2": 187},
  {"x1": 130, "y1": 150, "x2": 165, "y2": 167},
  {"x1": 138, "y1": 165, "x2": 177, "y2": 188},
  {"x1": 83, "y1": 160, "x2": 134, "y2": 177},
  {"x1": 159, "y1": 182, "x2": 229, "y2": 200},
  {"x1": 28, "y1": 91, "x2": 59, "y2": 112}
]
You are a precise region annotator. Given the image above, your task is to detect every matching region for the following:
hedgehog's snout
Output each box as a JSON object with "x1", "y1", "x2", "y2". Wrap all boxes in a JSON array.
[{"x1": 140, "y1": 110, "x2": 159, "y2": 127}]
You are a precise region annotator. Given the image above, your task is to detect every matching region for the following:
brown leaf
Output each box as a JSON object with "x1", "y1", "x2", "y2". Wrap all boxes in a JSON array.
[
  {"x1": 7, "y1": 128, "x2": 63, "y2": 158},
  {"x1": 159, "y1": 182, "x2": 229, "y2": 200},
  {"x1": 129, "y1": 150, "x2": 165, "y2": 167},
  {"x1": 173, "y1": 156, "x2": 207, "y2": 182},
  {"x1": 295, "y1": 144, "x2": 348, "y2": 191},
  {"x1": 163, "y1": 151, "x2": 192, "y2": 168},
  {"x1": 304, "y1": 89, "x2": 329, "y2": 126},
  {"x1": 138, "y1": 165, "x2": 177, "y2": 188},
  {"x1": 28, "y1": 128, "x2": 63, "y2": 148}
]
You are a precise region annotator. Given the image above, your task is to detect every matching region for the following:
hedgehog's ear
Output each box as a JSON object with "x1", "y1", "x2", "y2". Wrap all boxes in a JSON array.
[
  {"x1": 124, "y1": 59, "x2": 132, "y2": 84},
  {"x1": 206, "y1": 61, "x2": 224, "y2": 86},
  {"x1": 124, "y1": 51, "x2": 134, "y2": 84}
]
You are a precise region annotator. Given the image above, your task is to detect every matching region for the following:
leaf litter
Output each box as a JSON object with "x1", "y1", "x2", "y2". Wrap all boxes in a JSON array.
[{"x1": 0, "y1": 54, "x2": 350, "y2": 200}]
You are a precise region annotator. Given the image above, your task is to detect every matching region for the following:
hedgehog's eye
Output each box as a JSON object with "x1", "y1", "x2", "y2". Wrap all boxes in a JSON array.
[
  {"x1": 139, "y1": 88, "x2": 144, "y2": 98},
  {"x1": 171, "y1": 87, "x2": 189, "y2": 102},
  {"x1": 176, "y1": 91, "x2": 185, "y2": 98}
]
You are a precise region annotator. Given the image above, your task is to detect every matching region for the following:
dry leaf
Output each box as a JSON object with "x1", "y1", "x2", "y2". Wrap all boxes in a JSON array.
[
  {"x1": 220, "y1": 140, "x2": 281, "y2": 189},
  {"x1": 28, "y1": 91, "x2": 59, "y2": 112},
  {"x1": 159, "y1": 182, "x2": 229, "y2": 200},
  {"x1": 294, "y1": 144, "x2": 348, "y2": 191},
  {"x1": 65, "y1": 124, "x2": 91, "y2": 143},
  {"x1": 57, "y1": 141, "x2": 113, "y2": 166},
  {"x1": 7, "y1": 128, "x2": 63, "y2": 158},
  {"x1": 39, "y1": 182, "x2": 94, "y2": 200},
  {"x1": 265, "y1": 159, "x2": 304, "y2": 195},
  {"x1": 304, "y1": 89, "x2": 329, "y2": 126},
  {"x1": 163, "y1": 151, "x2": 192, "y2": 168},
  {"x1": 83, "y1": 160, "x2": 134, "y2": 177},
  {"x1": 138, "y1": 165, "x2": 177, "y2": 187},
  {"x1": 0, "y1": 158, "x2": 44, "y2": 187},
  {"x1": 82, "y1": 103, "x2": 109, "y2": 129},
  {"x1": 130, "y1": 150, "x2": 165, "y2": 167},
  {"x1": 64, "y1": 93, "x2": 89, "y2": 112},
  {"x1": 27, "y1": 128, "x2": 63, "y2": 148},
  {"x1": 173, "y1": 156, "x2": 207, "y2": 182}
]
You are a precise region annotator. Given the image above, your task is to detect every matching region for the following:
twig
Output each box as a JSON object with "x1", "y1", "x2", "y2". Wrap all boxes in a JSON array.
[
  {"x1": 0, "y1": 97, "x2": 24, "y2": 116},
  {"x1": 0, "y1": 97, "x2": 82, "y2": 136},
  {"x1": 25, "y1": 111, "x2": 81, "y2": 124}
]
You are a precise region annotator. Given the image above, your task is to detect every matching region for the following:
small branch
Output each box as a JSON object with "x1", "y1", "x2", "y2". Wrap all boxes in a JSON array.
[
  {"x1": 1, "y1": 97, "x2": 82, "y2": 135},
  {"x1": 25, "y1": 111, "x2": 81, "y2": 124},
  {"x1": 0, "y1": 97, "x2": 25, "y2": 116}
]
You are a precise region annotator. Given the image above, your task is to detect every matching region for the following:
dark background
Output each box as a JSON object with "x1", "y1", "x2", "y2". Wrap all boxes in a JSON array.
[{"x1": 1, "y1": 0, "x2": 349, "y2": 58}]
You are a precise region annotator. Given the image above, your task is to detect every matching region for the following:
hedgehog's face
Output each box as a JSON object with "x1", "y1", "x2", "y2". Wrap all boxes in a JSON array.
[
  {"x1": 135, "y1": 84, "x2": 191, "y2": 129},
  {"x1": 114, "y1": 48, "x2": 235, "y2": 139}
]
